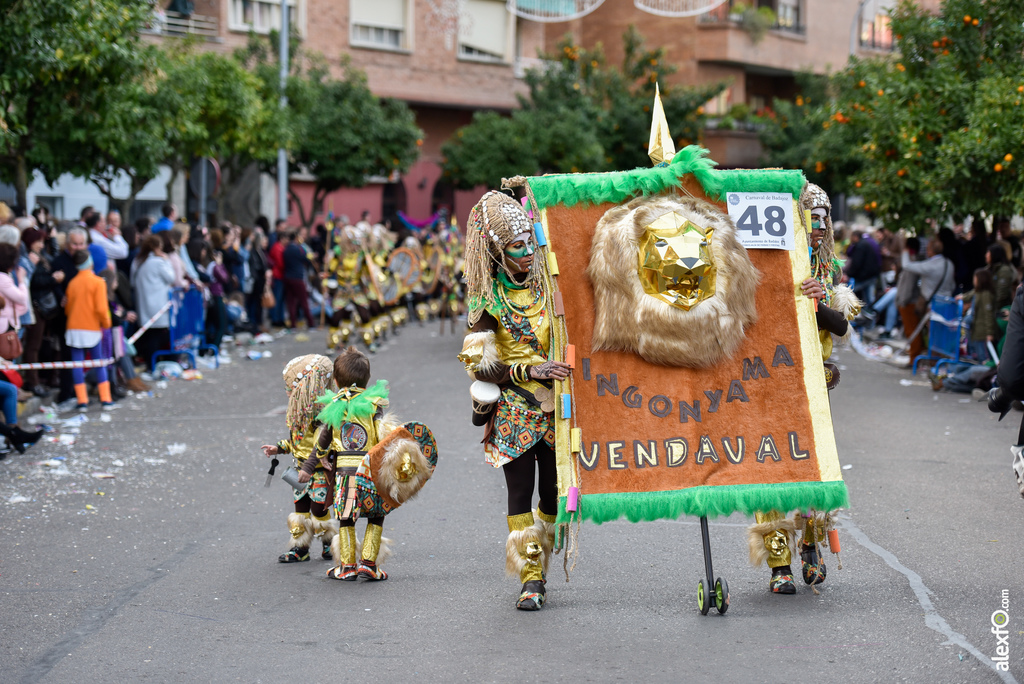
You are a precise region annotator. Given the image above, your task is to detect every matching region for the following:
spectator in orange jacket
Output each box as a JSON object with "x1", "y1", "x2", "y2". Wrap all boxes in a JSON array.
[{"x1": 64, "y1": 250, "x2": 113, "y2": 411}]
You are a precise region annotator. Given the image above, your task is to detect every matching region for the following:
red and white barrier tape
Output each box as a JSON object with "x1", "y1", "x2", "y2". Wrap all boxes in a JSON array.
[
  {"x1": 2, "y1": 358, "x2": 115, "y2": 371},
  {"x1": 0, "y1": 300, "x2": 174, "y2": 371},
  {"x1": 126, "y1": 300, "x2": 173, "y2": 345}
]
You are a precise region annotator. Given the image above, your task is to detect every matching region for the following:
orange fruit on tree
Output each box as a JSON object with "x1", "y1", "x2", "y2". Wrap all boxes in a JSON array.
[
  {"x1": 972, "y1": 18, "x2": 979, "y2": 25},
  {"x1": 877, "y1": 89, "x2": 884, "y2": 96},
  {"x1": 932, "y1": 40, "x2": 940, "y2": 48},
  {"x1": 995, "y1": 163, "x2": 1004, "y2": 172},
  {"x1": 1018, "y1": 85, "x2": 1024, "y2": 93},
  {"x1": 855, "y1": 180, "x2": 863, "y2": 188},
  {"x1": 1006, "y1": 154, "x2": 1014, "y2": 162},
  {"x1": 963, "y1": 14, "x2": 971, "y2": 22},
  {"x1": 859, "y1": 80, "x2": 866, "y2": 87}
]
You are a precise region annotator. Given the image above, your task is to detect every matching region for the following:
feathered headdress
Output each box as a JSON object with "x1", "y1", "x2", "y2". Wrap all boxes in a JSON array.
[
  {"x1": 283, "y1": 354, "x2": 336, "y2": 443},
  {"x1": 463, "y1": 190, "x2": 544, "y2": 325},
  {"x1": 316, "y1": 379, "x2": 390, "y2": 429}
]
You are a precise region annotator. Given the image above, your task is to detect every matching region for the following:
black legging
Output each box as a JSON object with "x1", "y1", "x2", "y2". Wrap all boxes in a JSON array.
[
  {"x1": 502, "y1": 442, "x2": 557, "y2": 517},
  {"x1": 340, "y1": 516, "x2": 384, "y2": 527},
  {"x1": 293, "y1": 495, "x2": 330, "y2": 519}
]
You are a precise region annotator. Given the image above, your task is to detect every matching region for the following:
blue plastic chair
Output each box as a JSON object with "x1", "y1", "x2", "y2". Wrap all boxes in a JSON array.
[
  {"x1": 151, "y1": 288, "x2": 220, "y2": 370},
  {"x1": 912, "y1": 295, "x2": 963, "y2": 375}
]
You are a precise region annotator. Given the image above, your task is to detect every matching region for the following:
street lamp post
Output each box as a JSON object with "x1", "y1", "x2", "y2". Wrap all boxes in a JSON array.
[{"x1": 277, "y1": 0, "x2": 290, "y2": 224}]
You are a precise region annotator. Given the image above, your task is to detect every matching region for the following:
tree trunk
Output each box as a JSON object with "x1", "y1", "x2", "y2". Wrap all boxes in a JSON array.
[
  {"x1": 287, "y1": 185, "x2": 308, "y2": 229},
  {"x1": 14, "y1": 153, "x2": 28, "y2": 214}
]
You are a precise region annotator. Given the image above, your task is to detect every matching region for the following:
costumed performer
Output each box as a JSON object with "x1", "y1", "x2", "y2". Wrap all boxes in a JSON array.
[
  {"x1": 458, "y1": 190, "x2": 570, "y2": 611},
  {"x1": 748, "y1": 182, "x2": 860, "y2": 594},
  {"x1": 261, "y1": 354, "x2": 339, "y2": 563},
  {"x1": 313, "y1": 347, "x2": 437, "y2": 581}
]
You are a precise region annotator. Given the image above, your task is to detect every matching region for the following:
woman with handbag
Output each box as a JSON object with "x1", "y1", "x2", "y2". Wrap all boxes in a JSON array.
[{"x1": 0, "y1": 243, "x2": 29, "y2": 364}]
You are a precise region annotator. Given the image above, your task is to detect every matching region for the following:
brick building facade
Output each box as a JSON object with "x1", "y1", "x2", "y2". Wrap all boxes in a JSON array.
[{"x1": 138, "y1": 0, "x2": 938, "y2": 227}]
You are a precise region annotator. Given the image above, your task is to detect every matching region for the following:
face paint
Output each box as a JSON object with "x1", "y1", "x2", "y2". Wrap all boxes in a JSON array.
[
  {"x1": 811, "y1": 219, "x2": 821, "y2": 230},
  {"x1": 505, "y1": 239, "x2": 534, "y2": 259}
]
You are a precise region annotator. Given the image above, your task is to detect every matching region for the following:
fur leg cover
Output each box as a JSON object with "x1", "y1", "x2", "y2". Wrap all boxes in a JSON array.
[
  {"x1": 312, "y1": 516, "x2": 339, "y2": 545},
  {"x1": 287, "y1": 512, "x2": 314, "y2": 551},
  {"x1": 356, "y1": 528, "x2": 393, "y2": 566},
  {"x1": 505, "y1": 515, "x2": 548, "y2": 583},
  {"x1": 747, "y1": 515, "x2": 796, "y2": 568}
]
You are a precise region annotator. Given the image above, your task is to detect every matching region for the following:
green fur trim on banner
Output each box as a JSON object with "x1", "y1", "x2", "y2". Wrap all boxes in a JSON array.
[
  {"x1": 316, "y1": 379, "x2": 389, "y2": 428},
  {"x1": 528, "y1": 146, "x2": 806, "y2": 211},
  {"x1": 553, "y1": 481, "x2": 849, "y2": 525}
]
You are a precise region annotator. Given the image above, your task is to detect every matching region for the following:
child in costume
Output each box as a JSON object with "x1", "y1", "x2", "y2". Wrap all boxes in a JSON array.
[
  {"x1": 748, "y1": 182, "x2": 859, "y2": 595},
  {"x1": 312, "y1": 347, "x2": 437, "y2": 581},
  {"x1": 261, "y1": 354, "x2": 339, "y2": 563},
  {"x1": 458, "y1": 191, "x2": 570, "y2": 611}
]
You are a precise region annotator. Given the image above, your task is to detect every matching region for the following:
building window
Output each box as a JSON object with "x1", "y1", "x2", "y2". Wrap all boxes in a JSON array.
[
  {"x1": 860, "y1": 12, "x2": 893, "y2": 50},
  {"x1": 775, "y1": 0, "x2": 799, "y2": 29},
  {"x1": 459, "y1": 0, "x2": 512, "y2": 63},
  {"x1": 33, "y1": 195, "x2": 64, "y2": 220},
  {"x1": 351, "y1": 0, "x2": 410, "y2": 51},
  {"x1": 229, "y1": 0, "x2": 300, "y2": 35}
]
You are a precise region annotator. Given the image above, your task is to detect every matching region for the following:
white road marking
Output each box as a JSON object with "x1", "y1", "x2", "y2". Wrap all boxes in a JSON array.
[{"x1": 841, "y1": 515, "x2": 1017, "y2": 684}]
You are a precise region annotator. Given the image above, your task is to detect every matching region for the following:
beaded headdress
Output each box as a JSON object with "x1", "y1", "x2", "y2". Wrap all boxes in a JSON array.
[
  {"x1": 463, "y1": 190, "x2": 544, "y2": 325},
  {"x1": 800, "y1": 182, "x2": 835, "y2": 271},
  {"x1": 283, "y1": 354, "x2": 336, "y2": 442}
]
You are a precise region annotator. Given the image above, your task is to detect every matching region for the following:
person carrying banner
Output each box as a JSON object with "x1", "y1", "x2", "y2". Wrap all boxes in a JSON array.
[
  {"x1": 748, "y1": 183, "x2": 860, "y2": 595},
  {"x1": 458, "y1": 190, "x2": 570, "y2": 611}
]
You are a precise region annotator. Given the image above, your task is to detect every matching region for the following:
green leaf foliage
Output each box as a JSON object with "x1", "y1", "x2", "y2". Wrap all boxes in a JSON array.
[{"x1": 441, "y1": 26, "x2": 726, "y2": 189}]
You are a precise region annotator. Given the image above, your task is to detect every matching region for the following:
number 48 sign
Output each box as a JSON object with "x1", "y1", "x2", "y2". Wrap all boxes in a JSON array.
[{"x1": 726, "y1": 192, "x2": 795, "y2": 251}]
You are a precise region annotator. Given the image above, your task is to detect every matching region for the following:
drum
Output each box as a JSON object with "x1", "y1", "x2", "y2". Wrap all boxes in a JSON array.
[{"x1": 470, "y1": 380, "x2": 500, "y2": 418}]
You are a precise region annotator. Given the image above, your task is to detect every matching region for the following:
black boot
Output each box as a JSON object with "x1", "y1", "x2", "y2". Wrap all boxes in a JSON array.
[{"x1": 0, "y1": 423, "x2": 42, "y2": 454}]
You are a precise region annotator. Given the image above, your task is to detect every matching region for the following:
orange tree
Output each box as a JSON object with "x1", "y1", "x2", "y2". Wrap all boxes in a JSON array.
[{"x1": 761, "y1": 0, "x2": 1024, "y2": 230}]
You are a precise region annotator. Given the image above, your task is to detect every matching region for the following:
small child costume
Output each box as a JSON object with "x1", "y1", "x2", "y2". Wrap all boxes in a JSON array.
[
  {"x1": 272, "y1": 354, "x2": 339, "y2": 562},
  {"x1": 311, "y1": 380, "x2": 438, "y2": 581}
]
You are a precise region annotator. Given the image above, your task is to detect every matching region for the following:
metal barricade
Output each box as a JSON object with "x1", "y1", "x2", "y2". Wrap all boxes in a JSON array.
[
  {"x1": 912, "y1": 295, "x2": 963, "y2": 374},
  {"x1": 152, "y1": 288, "x2": 219, "y2": 369}
]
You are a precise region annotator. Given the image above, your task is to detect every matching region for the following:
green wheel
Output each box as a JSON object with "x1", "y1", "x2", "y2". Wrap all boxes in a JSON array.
[
  {"x1": 715, "y1": 577, "x2": 730, "y2": 615},
  {"x1": 697, "y1": 579, "x2": 711, "y2": 615}
]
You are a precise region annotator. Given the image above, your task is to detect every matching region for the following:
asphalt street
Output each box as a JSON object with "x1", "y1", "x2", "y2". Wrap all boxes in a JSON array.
[{"x1": 1, "y1": 323, "x2": 1022, "y2": 683}]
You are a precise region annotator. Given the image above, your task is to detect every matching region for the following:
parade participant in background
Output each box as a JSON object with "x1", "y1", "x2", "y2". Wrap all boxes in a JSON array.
[
  {"x1": 458, "y1": 191, "x2": 570, "y2": 611},
  {"x1": 312, "y1": 347, "x2": 435, "y2": 581},
  {"x1": 748, "y1": 183, "x2": 859, "y2": 595},
  {"x1": 64, "y1": 250, "x2": 113, "y2": 411},
  {"x1": 325, "y1": 224, "x2": 374, "y2": 350},
  {"x1": 261, "y1": 354, "x2": 339, "y2": 563}
]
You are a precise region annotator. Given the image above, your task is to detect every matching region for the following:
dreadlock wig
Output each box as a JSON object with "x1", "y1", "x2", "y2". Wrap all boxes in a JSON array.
[
  {"x1": 283, "y1": 354, "x2": 336, "y2": 443},
  {"x1": 464, "y1": 190, "x2": 545, "y2": 326}
]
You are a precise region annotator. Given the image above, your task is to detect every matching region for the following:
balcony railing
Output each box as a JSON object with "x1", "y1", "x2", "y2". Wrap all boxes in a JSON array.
[
  {"x1": 141, "y1": 10, "x2": 220, "y2": 39},
  {"x1": 699, "y1": 1, "x2": 805, "y2": 36}
]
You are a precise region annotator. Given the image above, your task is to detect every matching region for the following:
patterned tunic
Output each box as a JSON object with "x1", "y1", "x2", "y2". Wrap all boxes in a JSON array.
[{"x1": 485, "y1": 281, "x2": 555, "y2": 467}]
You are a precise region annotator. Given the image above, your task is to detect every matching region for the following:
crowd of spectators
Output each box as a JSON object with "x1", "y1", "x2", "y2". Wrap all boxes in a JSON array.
[
  {"x1": 0, "y1": 200, "x2": 323, "y2": 457},
  {"x1": 842, "y1": 217, "x2": 1023, "y2": 395}
]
